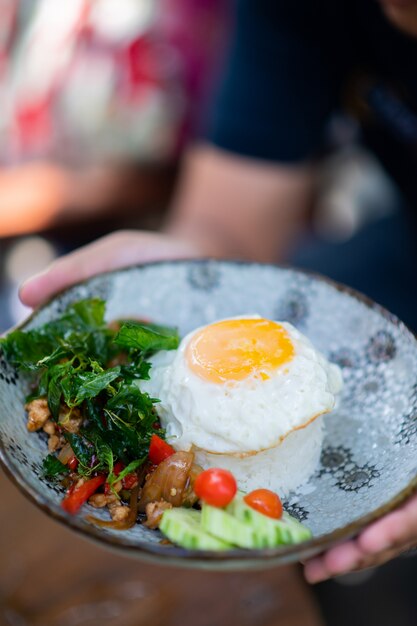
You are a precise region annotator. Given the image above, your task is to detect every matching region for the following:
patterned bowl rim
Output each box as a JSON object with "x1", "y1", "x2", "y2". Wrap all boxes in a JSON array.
[{"x1": 1, "y1": 258, "x2": 417, "y2": 569}]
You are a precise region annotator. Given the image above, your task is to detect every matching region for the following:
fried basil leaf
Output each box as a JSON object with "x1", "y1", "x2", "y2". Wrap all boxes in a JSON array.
[
  {"x1": 3, "y1": 297, "x2": 170, "y2": 490},
  {"x1": 47, "y1": 376, "x2": 62, "y2": 421},
  {"x1": 72, "y1": 366, "x2": 121, "y2": 405},
  {"x1": 0, "y1": 331, "x2": 56, "y2": 370},
  {"x1": 64, "y1": 433, "x2": 94, "y2": 469},
  {"x1": 1, "y1": 298, "x2": 114, "y2": 369},
  {"x1": 85, "y1": 430, "x2": 114, "y2": 474},
  {"x1": 108, "y1": 458, "x2": 143, "y2": 486},
  {"x1": 42, "y1": 455, "x2": 69, "y2": 477},
  {"x1": 114, "y1": 322, "x2": 179, "y2": 353}
]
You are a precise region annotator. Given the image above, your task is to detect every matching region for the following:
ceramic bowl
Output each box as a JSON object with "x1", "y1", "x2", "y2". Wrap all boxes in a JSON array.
[{"x1": 1, "y1": 260, "x2": 417, "y2": 570}]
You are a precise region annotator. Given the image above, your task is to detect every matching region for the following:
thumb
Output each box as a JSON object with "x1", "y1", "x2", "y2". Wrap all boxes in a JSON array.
[{"x1": 19, "y1": 230, "x2": 202, "y2": 309}]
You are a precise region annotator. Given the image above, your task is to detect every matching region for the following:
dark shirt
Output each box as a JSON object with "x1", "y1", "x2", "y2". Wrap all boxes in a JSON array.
[{"x1": 207, "y1": 0, "x2": 417, "y2": 205}]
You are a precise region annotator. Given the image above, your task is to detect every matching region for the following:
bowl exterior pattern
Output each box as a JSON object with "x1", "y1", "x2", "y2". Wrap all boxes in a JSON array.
[{"x1": 1, "y1": 260, "x2": 417, "y2": 569}]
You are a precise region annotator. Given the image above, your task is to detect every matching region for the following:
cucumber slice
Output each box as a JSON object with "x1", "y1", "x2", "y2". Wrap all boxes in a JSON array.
[
  {"x1": 201, "y1": 504, "x2": 264, "y2": 549},
  {"x1": 227, "y1": 494, "x2": 312, "y2": 545},
  {"x1": 282, "y1": 511, "x2": 312, "y2": 540},
  {"x1": 159, "y1": 507, "x2": 233, "y2": 550},
  {"x1": 159, "y1": 495, "x2": 311, "y2": 551}
]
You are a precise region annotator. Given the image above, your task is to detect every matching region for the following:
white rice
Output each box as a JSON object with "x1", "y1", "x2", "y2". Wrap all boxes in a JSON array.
[{"x1": 194, "y1": 416, "x2": 324, "y2": 497}]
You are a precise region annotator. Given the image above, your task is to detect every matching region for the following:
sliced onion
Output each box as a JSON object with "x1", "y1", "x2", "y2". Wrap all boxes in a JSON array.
[
  {"x1": 182, "y1": 463, "x2": 203, "y2": 507},
  {"x1": 57, "y1": 443, "x2": 74, "y2": 465},
  {"x1": 138, "y1": 451, "x2": 194, "y2": 512}
]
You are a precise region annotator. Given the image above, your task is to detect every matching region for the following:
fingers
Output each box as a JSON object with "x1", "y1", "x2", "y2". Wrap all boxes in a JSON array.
[
  {"x1": 19, "y1": 232, "x2": 127, "y2": 308},
  {"x1": 19, "y1": 230, "x2": 201, "y2": 308},
  {"x1": 359, "y1": 493, "x2": 417, "y2": 553},
  {"x1": 304, "y1": 493, "x2": 417, "y2": 584},
  {"x1": 358, "y1": 509, "x2": 410, "y2": 553},
  {"x1": 305, "y1": 543, "x2": 407, "y2": 584},
  {"x1": 304, "y1": 540, "x2": 363, "y2": 583}
]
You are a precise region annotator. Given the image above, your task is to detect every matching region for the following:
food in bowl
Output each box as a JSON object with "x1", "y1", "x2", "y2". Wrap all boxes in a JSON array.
[
  {"x1": 1, "y1": 299, "x2": 342, "y2": 549},
  {"x1": 1, "y1": 298, "x2": 182, "y2": 529}
]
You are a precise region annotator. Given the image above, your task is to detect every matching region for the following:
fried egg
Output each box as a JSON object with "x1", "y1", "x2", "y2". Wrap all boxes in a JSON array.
[
  {"x1": 141, "y1": 316, "x2": 342, "y2": 452},
  {"x1": 140, "y1": 315, "x2": 342, "y2": 494}
]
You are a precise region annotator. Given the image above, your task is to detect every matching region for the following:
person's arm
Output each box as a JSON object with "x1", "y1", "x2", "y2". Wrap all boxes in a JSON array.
[
  {"x1": 166, "y1": 144, "x2": 314, "y2": 263},
  {"x1": 19, "y1": 144, "x2": 313, "y2": 308}
]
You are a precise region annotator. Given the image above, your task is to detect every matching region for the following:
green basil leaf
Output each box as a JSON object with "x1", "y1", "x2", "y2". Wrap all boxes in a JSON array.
[
  {"x1": 69, "y1": 298, "x2": 106, "y2": 329},
  {"x1": 106, "y1": 384, "x2": 155, "y2": 429},
  {"x1": 64, "y1": 433, "x2": 93, "y2": 467},
  {"x1": 120, "y1": 359, "x2": 151, "y2": 382},
  {"x1": 114, "y1": 322, "x2": 179, "y2": 353},
  {"x1": 47, "y1": 376, "x2": 62, "y2": 420},
  {"x1": 116, "y1": 458, "x2": 143, "y2": 482},
  {"x1": 0, "y1": 331, "x2": 55, "y2": 370},
  {"x1": 73, "y1": 367, "x2": 120, "y2": 404},
  {"x1": 85, "y1": 430, "x2": 114, "y2": 474},
  {"x1": 36, "y1": 347, "x2": 69, "y2": 368},
  {"x1": 42, "y1": 455, "x2": 69, "y2": 477},
  {"x1": 60, "y1": 373, "x2": 77, "y2": 408}
]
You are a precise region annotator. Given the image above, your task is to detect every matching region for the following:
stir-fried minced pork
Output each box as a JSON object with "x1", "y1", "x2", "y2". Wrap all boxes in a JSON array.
[
  {"x1": 109, "y1": 504, "x2": 131, "y2": 522},
  {"x1": 25, "y1": 398, "x2": 51, "y2": 431},
  {"x1": 144, "y1": 500, "x2": 173, "y2": 529},
  {"x1": 48, "y1": 434, "x2": 65, "y2": 452},
  {"x1": 58, "y1": 405, "x2": 83, "y2": 434},
  {"x1": 43, "y1": 419, "x2": 56, "y2": 435}
]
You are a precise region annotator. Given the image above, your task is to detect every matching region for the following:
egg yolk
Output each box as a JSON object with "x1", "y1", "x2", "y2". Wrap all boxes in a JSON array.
[{"x1": 186, "y1": 318, "x2": 294, "y2": 383}]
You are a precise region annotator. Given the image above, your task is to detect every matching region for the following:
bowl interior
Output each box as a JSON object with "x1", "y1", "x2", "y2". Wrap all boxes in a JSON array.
[{"x1": 1, "y1": 260, "x2": 417, "y2": 570}]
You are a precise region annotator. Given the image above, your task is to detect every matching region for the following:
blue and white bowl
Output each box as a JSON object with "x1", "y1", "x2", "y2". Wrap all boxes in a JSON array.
[{"x1": 1, "y1": 260, "x2": 417, "y2": 570}]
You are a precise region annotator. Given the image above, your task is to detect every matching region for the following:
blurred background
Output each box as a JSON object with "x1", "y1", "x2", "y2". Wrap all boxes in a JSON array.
[{"x1": 1, "y1": 1, "x2": 417, "y2": 625}]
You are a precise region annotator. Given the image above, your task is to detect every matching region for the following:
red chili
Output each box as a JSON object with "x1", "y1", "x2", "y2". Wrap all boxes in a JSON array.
[
  {"x1": 61, "y1": 475, "x2": 105, "y2": 515},
  {"x1": 104, "y1": 460, "x2": 125, "y2": 494},
  {"x1": 113, "y1": 461, "x2": 125, "y2": 475},
  {"x1": 122, "y1": 472, "x2": 139, "y2": 490},
  {"x1": 148, "y1": 434, "x2": 175, "y2": 465},
  {"x1": 68, "y1": 455, "x2": 78, "y2": 471}
]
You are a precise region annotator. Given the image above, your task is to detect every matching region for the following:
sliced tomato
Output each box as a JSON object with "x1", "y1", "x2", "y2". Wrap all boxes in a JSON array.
[
  {"x1": 61, "y1": 475, "x2": 106, "y2": 515},
  {"x1": 244, "y1": 488, "x2": 283, "y2": 519},
  {"x1": 148, "y1": 434, "x2": 175, "y2": 465},
  {"x1": 193, "y1": 468, "x2": 237, "y2": 507}
]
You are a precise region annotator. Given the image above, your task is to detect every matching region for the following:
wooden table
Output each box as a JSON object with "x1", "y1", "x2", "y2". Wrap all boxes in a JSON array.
[{"x1": 0, "y1": 470, "x2": 323, "y2": 626}]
